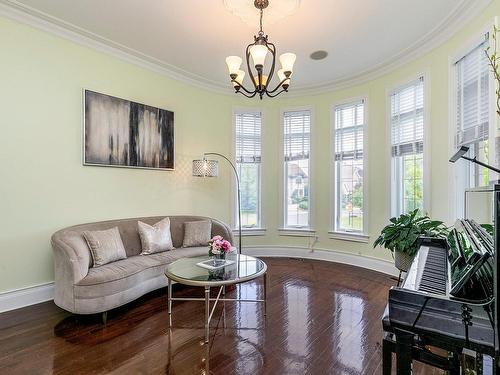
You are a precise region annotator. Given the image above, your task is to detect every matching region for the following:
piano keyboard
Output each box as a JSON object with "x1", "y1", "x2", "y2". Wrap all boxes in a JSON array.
[{"x1": 418, "y1": 246, "x2": 447, "y2": 295}]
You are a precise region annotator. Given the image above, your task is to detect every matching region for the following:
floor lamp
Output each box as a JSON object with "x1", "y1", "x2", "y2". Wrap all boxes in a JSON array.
[
  {"x1": 449, "y1": 145, "x2": 500, "y2": 174},
  {"x1": 192, "y1": 153, "x2": 242, "y2": 254}
]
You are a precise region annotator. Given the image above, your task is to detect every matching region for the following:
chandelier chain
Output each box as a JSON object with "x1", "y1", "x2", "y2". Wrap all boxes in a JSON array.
[{"x1": 259, "y1": 8, "x2": 263, "y2": 35}]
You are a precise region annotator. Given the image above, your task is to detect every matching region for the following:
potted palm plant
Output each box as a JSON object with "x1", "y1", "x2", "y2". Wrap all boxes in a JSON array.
[{"x1": 374, "y1": 209, "x2": 448, "y2": 274}]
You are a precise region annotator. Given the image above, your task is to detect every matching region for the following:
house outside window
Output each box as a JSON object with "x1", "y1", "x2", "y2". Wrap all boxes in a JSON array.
[
  {"x1": 283, "y1": 109, "x2": 311, "y2": 228},
  {"x1": 333, "y1": 99, "x2": 365, "y2": 233},
  {"x1": 235, "y1": 110, "x2": 262, "y2": 228}
]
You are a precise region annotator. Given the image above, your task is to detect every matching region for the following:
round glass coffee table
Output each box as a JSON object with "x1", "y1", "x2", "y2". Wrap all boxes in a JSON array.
[{"x1": 165, "y1": 253, "x2": 268, "y2": 343}]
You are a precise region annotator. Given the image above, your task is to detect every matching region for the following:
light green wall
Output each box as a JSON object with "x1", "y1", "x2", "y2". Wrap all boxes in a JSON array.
[
  {"x1": 0, "y1": 1, "x2": 498, "y2": 293},
  {"x1": 0, "y1": 16, "x2": 246, "y2": 293},
  {"x1": 243, "y1": 0, "x2": 500, "y2": 259}
]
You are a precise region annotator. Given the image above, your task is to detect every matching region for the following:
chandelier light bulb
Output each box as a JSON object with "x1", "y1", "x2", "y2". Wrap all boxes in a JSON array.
[
  {"x1": 253, "y1": 74, "x2": 268, "y2": 88},
  {"x1": 279, "y1": 53, "x2": 296, "y2": 74},
  {"x1": 249, "y1": 44, "x2": 268, "y2": 69},
  {"x1": 226, "y1": 56, "x2": 243, "y2": 76}
]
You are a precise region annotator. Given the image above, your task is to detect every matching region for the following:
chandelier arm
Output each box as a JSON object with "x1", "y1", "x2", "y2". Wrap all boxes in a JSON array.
[
  {"x1": 245, "y1": 43, "x2": 258, "y2": 90},
  {"x1": 267, "y1": 79, "x2": 289, "y2": 94},
  {"x1": 239, "y1": 90, "x2": 258, "y2": 98},
  {"x1": 265, "y1": 88, "x2": 288, "y2": 98},
  {"x1": 235, "y1": 83, "x2": 258, "y2": 95},
  {"x1": 231, "y1": 77, "x2": 257, "y2": 94},
  {"x1": 265, "y1": 42, "x2": 277, "y2": 90}
]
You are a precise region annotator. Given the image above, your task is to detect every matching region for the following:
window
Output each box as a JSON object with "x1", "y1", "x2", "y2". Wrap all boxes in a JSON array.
[
  {"x1": 283, "y1": 109, "x2": 311, "y2": 228},
  {"x1": 235, "y1": 110, "x2": 262, "y2": 228},
  {"x1": 454, "y1": 35, "x2": 490, "y2": 216},
  {"x1": 390, "y1": 76, "x2": 425, "y2": 216},
  {"x1": 333, "y1": 100, "x2": 365, "y2": 233}
]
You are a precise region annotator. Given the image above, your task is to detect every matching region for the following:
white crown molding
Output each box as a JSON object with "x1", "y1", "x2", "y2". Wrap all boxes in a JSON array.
[
  {"x1": 286, "y1": 0, "x2": 492, "y2": 96},
  {"x1": 0, "y1": 0, "x2": 231, "y2": 95},
  {"x1": 0, "y1": 282, "x2": 54, "y2": 313},
  {"x1": 242, "y1": 245, "x2": 398, "y2": 276},
  {"x1": 0, "y1": 0, "x2": 492, "y2": 96}
]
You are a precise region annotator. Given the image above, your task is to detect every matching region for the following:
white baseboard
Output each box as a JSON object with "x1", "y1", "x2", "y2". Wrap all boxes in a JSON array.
[
  {"x1": 0, "y1": 282, "x2": 54, "y2": 313},
  {"x1": 242, "y1": 245, "x2": 399, "y2": 277}
]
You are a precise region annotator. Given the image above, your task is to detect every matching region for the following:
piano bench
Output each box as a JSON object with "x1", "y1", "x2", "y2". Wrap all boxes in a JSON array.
[{"x1": 382, "y1": 331, "x2": 460, "y2": 375}]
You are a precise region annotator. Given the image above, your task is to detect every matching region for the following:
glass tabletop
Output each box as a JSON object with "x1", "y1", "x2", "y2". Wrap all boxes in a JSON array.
[{"x1": 165, "y1": 254, "x2": 267, "y2": 286}]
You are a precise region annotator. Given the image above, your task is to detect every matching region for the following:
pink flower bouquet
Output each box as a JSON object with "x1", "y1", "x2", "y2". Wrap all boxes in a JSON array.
[{"x1": 208, "y1": 235, "x2": 232, "y2": 257}]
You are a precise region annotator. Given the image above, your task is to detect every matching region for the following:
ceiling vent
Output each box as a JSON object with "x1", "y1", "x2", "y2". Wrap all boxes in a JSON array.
[{"x1": 310, "y1": 50, "x2": 328, "y2": 60}]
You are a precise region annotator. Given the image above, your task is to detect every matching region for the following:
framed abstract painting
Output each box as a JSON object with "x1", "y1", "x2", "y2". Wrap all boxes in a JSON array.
[{"x1": 83, "y1": 90, "x2": 174, "y2": 170}]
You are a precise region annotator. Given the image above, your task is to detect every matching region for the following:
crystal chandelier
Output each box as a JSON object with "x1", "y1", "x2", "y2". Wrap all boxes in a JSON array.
[{"x1": 225, "y1": 0, "x2": 296, "y2": 99}]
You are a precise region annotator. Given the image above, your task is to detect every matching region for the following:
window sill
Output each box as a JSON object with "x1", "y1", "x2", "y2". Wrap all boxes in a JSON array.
[
  {"x1": 328, "y1": 231, "x2": 370, "y2": 243},
  {"x1": 278, "y1": 228, "x2": 316, "y2": 237},
  {"x1": 233, "y1": 228, "x2": 267, "y2": 236}
]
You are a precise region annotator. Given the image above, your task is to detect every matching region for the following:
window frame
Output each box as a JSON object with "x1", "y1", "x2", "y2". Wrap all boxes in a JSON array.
[
  {"x1": 387, "y1": 73, "x2": 430, "y2": 218},
  {"x1": 330, "y1": 97, "x2": 369, "y2": 241},
  {"x1": 279, "y1": 106, "x2": 315, "y2": 236},
  {"x1": 232, "y1": 107, "x2": 265, "y2": 235},
  {"x1": 448, "y1": 26, "x2": 496, "y2": 221}
]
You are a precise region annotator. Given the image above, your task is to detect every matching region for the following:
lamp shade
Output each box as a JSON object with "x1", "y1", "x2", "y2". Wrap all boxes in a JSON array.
[
  {"x1": 232, "y1": 70, "x2": 245, "y2": 87},
  {"x1": 249, "y1": 44, "x2": 268, "y2": 67},
  {"x1": 226, "y1": 56, "x2": 242, "y2": 76},
  {"x1": 449, "y1": 146, "x2": 470, "y2": 163},
  {"x1": 192, "y1": 159, "x2": 219, "y2": 177},
  {"x1": 279, "y1": 53, "x2": 296, "y2": 73},
  {"x1": 277, "y1": 69, "x2": 290, "y2": 86}
]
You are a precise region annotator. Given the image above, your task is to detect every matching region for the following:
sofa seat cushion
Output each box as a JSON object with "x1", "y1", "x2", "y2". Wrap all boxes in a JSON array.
[{"x1": 74, "y1": 247, "x2": 208, "y2": 299}]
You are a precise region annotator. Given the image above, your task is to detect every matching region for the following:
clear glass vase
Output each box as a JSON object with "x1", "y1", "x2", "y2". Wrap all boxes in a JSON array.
[{"x1": 213, "y1": 253, "x2": 226, "y2": 267}]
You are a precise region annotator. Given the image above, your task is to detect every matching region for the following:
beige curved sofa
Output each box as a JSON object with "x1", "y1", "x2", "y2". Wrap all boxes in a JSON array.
[{"x1": 51, "y1": 216, "x2": 233, "y2": 315}]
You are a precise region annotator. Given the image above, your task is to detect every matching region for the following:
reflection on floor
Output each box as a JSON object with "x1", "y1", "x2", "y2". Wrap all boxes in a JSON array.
[{"x1": 0, "y1": 258, "x2": 443, "y2": 374}]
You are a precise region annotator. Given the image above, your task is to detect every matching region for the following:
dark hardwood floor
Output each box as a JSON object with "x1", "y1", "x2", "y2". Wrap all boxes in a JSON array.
[{"x1": 0, "y1": 258, "x2": 442, "y2": 374}]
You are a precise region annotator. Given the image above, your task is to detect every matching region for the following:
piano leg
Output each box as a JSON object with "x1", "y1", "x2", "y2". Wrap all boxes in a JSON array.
[
  {"x1": 449, "y1": 351, "x2": 460, "y2": 375},
  {"x1": 395, "y1": 329, "x2": 413, "y2": 375},
  {"x1": 382, "y1": 336, "x2": 393, "y2": 375}
]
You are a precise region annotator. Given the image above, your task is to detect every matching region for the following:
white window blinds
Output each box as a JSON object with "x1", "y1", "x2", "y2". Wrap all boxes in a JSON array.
[
  {"x1": 390, "y1": 76, "x2": 424, "y2": 157},
  {"x1": 335, "y1": 100, "x2": 364, "y2": 161},
  {"x1": 284, "y1": 110, "x2": 310, "y2": 161},
  {"x1": 455, "y1": 35, "x2": 489, "y2": 147},
  {"x1": 235, "y1": 112, "x2": 262, "y2": 163}
]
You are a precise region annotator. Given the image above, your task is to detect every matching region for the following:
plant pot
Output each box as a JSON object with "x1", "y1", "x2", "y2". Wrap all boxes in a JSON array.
[{"x1": 394, "y1": 251, "x2": 414, "y2": 273}]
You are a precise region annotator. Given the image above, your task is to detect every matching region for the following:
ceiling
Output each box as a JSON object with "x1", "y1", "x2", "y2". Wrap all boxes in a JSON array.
[{"x1": 2, "y1": 0, "x2": 491, "y2": 93}]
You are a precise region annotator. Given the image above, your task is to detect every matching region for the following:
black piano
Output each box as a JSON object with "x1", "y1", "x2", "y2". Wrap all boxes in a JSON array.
[{"x1": 382, "y1": 187, "x2": 500, "y2": 374}]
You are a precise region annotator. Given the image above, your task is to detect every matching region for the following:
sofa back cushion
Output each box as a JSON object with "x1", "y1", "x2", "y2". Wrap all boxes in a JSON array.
[
  {"x1": 182, "y1": 220, "x2": 212, "y2": 248},
  {"x1": 52, "y1": 216, "x2": 233, "y2": 269},
  {"x1": 138, "y1": 217, "x2": 175, "y2": 255},
  {"x1": 83, "y1": 227, "x2": 127, "y2": 266}
]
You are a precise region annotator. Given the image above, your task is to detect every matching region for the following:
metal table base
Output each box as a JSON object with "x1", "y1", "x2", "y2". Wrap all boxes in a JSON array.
[{"x1": 167, "y1": 273, "x2": 268, "y2": 343}]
